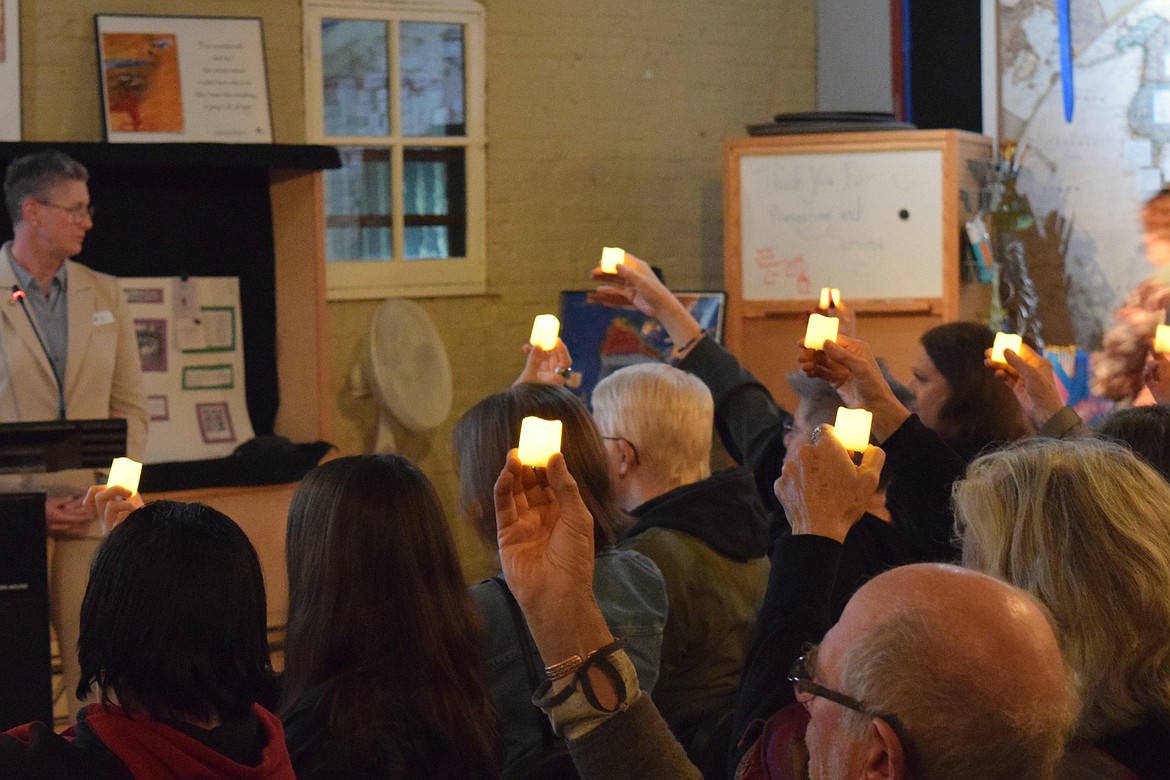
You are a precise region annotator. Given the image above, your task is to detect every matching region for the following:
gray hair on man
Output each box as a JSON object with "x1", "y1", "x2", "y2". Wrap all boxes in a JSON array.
[{"x1": 4, "y1": 150, "x2": 89, "y2": 225}]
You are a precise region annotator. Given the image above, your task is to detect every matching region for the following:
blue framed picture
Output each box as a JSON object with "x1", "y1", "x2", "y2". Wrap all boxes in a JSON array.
[{"x1": 559, "y1": 290, "x2": 726, "y2": 405}]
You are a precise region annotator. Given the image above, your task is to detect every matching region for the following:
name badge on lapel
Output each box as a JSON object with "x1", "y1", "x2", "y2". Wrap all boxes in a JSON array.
[{"x1": 92, "y1": 310, "x2": 115, "y2": 326}]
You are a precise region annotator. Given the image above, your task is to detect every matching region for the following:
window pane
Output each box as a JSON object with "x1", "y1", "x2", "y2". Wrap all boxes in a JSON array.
[
  {"x1": 321, "y1": 19, "x2": 390, "y2": 137},
  {"x1": 325, "y1": 147, "x2": 392, "y2": 262},
  {"x1": 404, "y1": 146, "x2": 466, "y2": 260},
  {"x1": 399, "y1": 22, "x2": 465, "y2": 137}
]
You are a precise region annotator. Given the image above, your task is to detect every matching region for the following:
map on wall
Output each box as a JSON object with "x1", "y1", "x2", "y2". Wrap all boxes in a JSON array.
[{"x1": 999, "y1": 0, "x2": 1170, "y2": 347}]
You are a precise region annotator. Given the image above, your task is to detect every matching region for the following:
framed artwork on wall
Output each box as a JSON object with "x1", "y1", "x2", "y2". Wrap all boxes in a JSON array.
[
  {"x1": 95, "y1": 14, "x2": 273, "y2": 143},
  {"x1": 0, "y1": 0, "x2": 20, "y2": 140},
  {"x1": 558, "y1": 290, "x2": 726, "y2": 405}
]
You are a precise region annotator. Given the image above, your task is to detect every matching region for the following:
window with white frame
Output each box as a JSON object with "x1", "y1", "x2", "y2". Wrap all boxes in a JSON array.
[{"x1": 304, "y1": 0, "x2": 485, "y2": 299}]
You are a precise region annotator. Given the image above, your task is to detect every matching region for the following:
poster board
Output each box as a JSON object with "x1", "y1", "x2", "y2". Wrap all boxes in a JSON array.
[
  {"x1": 559, "y1": 290, "x2": 725, "y2": 405},
  {"x1": 95, "y1": 14, "x2": 273, "y2": 143},
  {"x1": 120, "y1": 276, "x2": 255, "y2": 462}
]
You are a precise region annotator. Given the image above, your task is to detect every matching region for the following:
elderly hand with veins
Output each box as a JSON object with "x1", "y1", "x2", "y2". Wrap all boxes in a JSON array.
[
  {"x1": 774, "y1": 425, "x2": 885, "y2": 543},
  {"x1": 797, "y1": 334, "x2": 911, "y2": 442}
]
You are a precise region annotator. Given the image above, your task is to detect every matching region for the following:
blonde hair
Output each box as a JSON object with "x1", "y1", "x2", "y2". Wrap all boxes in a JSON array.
[
  {"x1": 955, "y1": 438, "x2": 1170, "y2": 738},
  {"x1": 591, "y1": 363, "x2": 713, "y2": 486}
]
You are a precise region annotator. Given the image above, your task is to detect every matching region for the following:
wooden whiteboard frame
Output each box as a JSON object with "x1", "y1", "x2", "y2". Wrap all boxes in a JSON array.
[{"x1": 723, "y1": 129, "x2": 991, "y2": 356}]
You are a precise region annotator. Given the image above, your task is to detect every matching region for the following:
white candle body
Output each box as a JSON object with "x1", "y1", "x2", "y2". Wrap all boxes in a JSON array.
[
  {"x1": 833, "y1": 408, "x2": 873, "y2": 453},
  {"x1": 1156, "y1": 324, "x2": 1170, "y2": 354},
  {"x1": 107, "y1": 457, "x2": 143, "y2": 495},
  {"x1": 518, "y1": 417, "x2": 563, "y2": 467},
  {"x1": 803, "y1": 313, "x2": 840, "y2": 350},
  {"x1": 530, "y1": 315, "x2": 561, "y2": 351},
  {"x1": 819, "y1": 288, "x2": 841, "y2": 309},
  {"x1": 990, "y1": 332, "x2": 1023, "y2": 365},
  {"x1": 600, "y1": 247, "x2": 626, "y2": 273}
]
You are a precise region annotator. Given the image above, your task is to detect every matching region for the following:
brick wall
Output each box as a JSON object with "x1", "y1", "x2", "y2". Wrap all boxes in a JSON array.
[{"x1": 19, "y1": 0, "x2": 815, "y2": 580}]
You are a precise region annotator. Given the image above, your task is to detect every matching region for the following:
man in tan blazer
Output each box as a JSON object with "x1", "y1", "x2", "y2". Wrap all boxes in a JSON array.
[{"x1": 0, "y1": 150, "x2": 147, "y2": 722}]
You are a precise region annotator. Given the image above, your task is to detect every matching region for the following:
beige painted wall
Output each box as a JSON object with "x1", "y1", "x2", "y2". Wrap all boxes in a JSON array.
[
  {"x1": 20, "y1": 0, "x2": 305, "y2": 143},
  {"x1": 20, "y1": 0, "x2": 815, "y2": 581}
]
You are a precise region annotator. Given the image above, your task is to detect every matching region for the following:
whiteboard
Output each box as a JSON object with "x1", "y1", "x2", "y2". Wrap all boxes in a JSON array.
[{"x1": 739, "y1": 149, "x2": 944, "y2": 301}]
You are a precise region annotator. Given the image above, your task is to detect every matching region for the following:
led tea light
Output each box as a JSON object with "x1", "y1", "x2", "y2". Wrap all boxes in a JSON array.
[
  {"x1": 1156, "y1": 324, "x2": 1170, "y2": 354},
  {"x1": 517, "y1": 416, "x2": 563, "y2": 467},
  {"x1": 803, "y1": 313, "x2": 840, "y2": 350},
  {"x1": 832, "y1": 408, "x2": 873, "y2": 453},
  {"x1": 530, "y1": 314, "x2": 560, "y2": 351},
  {"x1": 819, "y1": 288, "x2": 841, "y2": 309},
  {"x1": 600, "y1": 247, "x2": 626, "y2": 273},
  {"x1": 106, "y1": 457, "x2": 143, "y2": 495},
  {"x1": 990, "y1": 332, "x2": 1023, "y2": 365}
]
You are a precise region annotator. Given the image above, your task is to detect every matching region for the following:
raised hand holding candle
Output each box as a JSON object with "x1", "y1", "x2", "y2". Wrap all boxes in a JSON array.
[
  {"x1": 1156, "y1": 324, "x2": 1170, "y2": 354},
  {"x1": 819, "y1": 287, "x2": 841, "y2": 309},
  {"x1": 517, "y1": 416, "x2": 563, "y2": 467},
  {"x1": 600, "y1": 247, "x2": 626, "y2": 273},
  {"x1": 530, "y1": 315, "x2": 560, "y2": 351},
  {"x1": 990, "y1": 332, "x2": 1023, "y2": 365},
  {"x1": 803, "y1": 313, "x2": 840, "y2": 350},
  {"x1": 106, "y1": 457, "x2": 143, "y2": 495},
  {"x1": 832, "y1": 408, "x2": 873, "y2": 453}
]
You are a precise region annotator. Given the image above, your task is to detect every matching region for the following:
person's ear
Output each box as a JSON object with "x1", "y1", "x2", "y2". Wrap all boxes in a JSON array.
[
  {"x1": 616, "y1": 439, "x2": 636, "y2": 477},
  {"x1": 860, "y1": 717, "x2": 906, "y2": 780},
  {"x1": 20, "y1": 197, "x2": 38, "y2": 227}
]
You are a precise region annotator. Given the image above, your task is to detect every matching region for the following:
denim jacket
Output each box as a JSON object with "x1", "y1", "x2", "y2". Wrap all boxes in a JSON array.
[{"x1": 471, "y1": 546, "x2": 668, "y2": 769}]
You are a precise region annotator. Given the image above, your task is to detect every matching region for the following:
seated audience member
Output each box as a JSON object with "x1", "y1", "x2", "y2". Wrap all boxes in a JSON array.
[
  {"x1": 591, "y1": 257, "x2": 949, "y2": 563},
  {"x1": 1094, "y1": 403, "x2": 1170, "y2": 480},
  {"x1": 784, "y1": 368, "x2": 918, "y2": 612},
  {"x1": 453, "y1": 382, "x2": 667, "y2": 773},
  {"x1": 0, "y1": 500, "x2": 294, "y2": 778},
  {"x1": 793, "y1": 333, "x2": 972, "y2": 560},
  {"x1": 591, "y1": 254, "x2": 795, "y2": 516},
  {"x1": 1092, "y1": 187, "x2": 1170, "y2": 405},
  {"x1": 490, "y1": 430, "x2": 1078, "y2": 780},
  {"x1": 591, "y1": 363, "x2": 769, "y2": 772},
  {"x1": 907, "y1": 321, "x2": 1033, "y2": 462},
  {"x1": 279, "y1": 455, "x2": 499, "y2": 779},
  {"x1": 956, "y1": 437, "x2": 1170, "y2": 779}
]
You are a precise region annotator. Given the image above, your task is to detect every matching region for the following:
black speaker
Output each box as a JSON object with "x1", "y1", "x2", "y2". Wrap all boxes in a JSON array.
[
  {"x1": 0, "y1": 493, "x2": 53, "y2": 730},
  {"x1": 901, "y1": 0, "x2": 983, "y2": 133}
]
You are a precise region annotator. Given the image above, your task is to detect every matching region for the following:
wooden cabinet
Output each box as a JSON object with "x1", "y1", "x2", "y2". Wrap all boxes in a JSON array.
[{"x1": 723, "y1": 129, "x2": 993, "y2": 407}]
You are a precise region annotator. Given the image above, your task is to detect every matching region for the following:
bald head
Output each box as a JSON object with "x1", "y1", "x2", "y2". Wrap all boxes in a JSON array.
[
  {"x1": 824, "y1": 564, "x2": 1078, "y2": 780},
  {"x1": 850, "y1": 564, "x2": 1067, "y2": 699}
]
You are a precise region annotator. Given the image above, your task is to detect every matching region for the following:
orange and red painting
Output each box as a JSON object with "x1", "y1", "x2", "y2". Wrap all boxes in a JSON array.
[{"x1": 102, "y1": 33, "x2": 183, "y2": 133}]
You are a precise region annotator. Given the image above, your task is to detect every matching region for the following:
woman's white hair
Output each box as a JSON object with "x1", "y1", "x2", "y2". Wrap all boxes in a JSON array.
[{"x1": 591, "y1": 363, "x2": 713, "y2": 486}]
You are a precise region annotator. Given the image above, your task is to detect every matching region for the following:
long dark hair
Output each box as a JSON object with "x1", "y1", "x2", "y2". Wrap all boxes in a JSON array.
[
  {"x1": 78, "y1": 501, "x2": 272, "y2": 722},
  {"x1": 281, "y1": 454, "x2": 499, "y2": 775},
  {"x1": 451, "y1": 382, "x2": 627, "y2": 554},
  {"x1": 920, "y1": 322, "x2": 1032, "y2": 462}
]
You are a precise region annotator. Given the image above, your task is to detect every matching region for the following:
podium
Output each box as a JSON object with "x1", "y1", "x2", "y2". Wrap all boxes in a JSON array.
[{"x1": 0, "y1": 419, "x2": 126, "y2": 730}]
